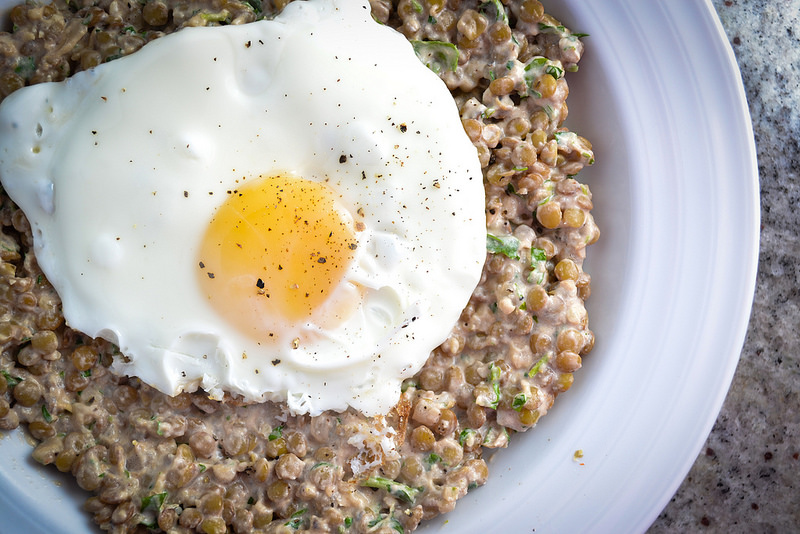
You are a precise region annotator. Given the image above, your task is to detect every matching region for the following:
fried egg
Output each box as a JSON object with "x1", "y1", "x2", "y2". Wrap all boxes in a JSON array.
[{"x1": 0, "y1": 0, "x2": 485, "y2": 416}]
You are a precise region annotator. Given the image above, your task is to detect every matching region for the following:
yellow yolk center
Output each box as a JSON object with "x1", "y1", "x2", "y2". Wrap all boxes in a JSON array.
[{"x1": 198, "y1": 175, "x2": 357, "y2": 339}]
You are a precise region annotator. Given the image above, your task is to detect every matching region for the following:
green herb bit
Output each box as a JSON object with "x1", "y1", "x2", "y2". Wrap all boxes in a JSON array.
[
  {"x1": 410, "y1": 40, "x2": 459, "y2": 74},
  {"x1": 428, "y1": 15, "x2": 436, "y2": 24},
  {"x1": 14, "y1": 56, "x2": 35, "y2": 79},
  {"x1": 411, "y1": 0, "x2": 422, "y2": 12},
  {"x1": 140, "y1": 491, "x2": 168, "y2": 512},
  {"x1": 527, "y1": 353, "x2": 550, "y2": 377},
  {"x1": 1, "y1": 370, "x2": 21, "y2": 387},
  {"x1": 425, "y1": 452, "x2": 442, "y2": 468},
  {"x1": 458, "y1": 428, "x2": 478, "y2": 447},
  {"x1": 512, "y1": 393, "x2": 528, "y2": 411},
  {"x1": 506, "y1": 60, "x2": 514, "y2": 70},
  {"x1": 367, "y1": 514, "x2": 404, "y2": 534},
  {"x1": 81, "y1": 369, "x2": 92, "y2": 378},
  {"x1": 268, "y1": 424, "x2": 284, "y2": 441},
  {"x1": 480, "y1": 0, "x2": 508, "y2": 25},
  {"x1": 538, "y1": 22, "x2": 567, "y2": 35},
  {"x1": 490, "y1": 381, "x2": 501, "y2": 409},
  {"x1": 344, "y1": 517, "x2": 353, "y2": 527},
  {"x1": 531, "y1": 247, "x2": 547, "y2": 262},
  {"x1": 486, "y1": 233, "x2": 521, "y2": 260},
  {"x1": 489, "y1": 362, "x2": 501, "y2": 382},
  {"x1": 200, "y1": 12, "x2": 230, "y2": 23},
  {"x1": 401, "y1": 379, "x2": 417, "y2": 393},
  {"x1": 361, "y1": 476, "x2": 421, "y2": 504},
  {"x1": 198, "y1": 463, "x2": 207, "y2": 473},
  {"x1": 285, "y1": 508, "x2": 307, "y2": 529},
  {"x1": 243, "y1": 0, "x2": 262, "y2": 14},
  {"x1": 41, "y1": 404, "x2": 53, "y2": 423},
  {"x1": 312, "y1": 461, "x2": 333, "y2": 470}
]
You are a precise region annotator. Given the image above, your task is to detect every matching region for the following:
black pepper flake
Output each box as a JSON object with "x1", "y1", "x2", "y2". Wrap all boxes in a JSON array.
[
  {"x1": 339, "y1": 154, "x2": 347, "y2": 163},
  {"x1": 256, "y1": 278, "x2": 265, "y2": 289},
  {"x1": 400, "y1": 123, "x2": 407, "y2": 133},
  {"x1": 348, "y1": 243, "x2": 357, "y2": 250},
  {"x1": 271, "y1": 359, "x2": 281, "y2": 366},
  {"x1": 199, "y1": 261, "x2": 205, "y2": 269},
  {"x1": 317, "y1": 257, "x2": 327, "y2": 264},
  {"x1": 207, "y1": 272, "x2": 215, "y2": 279},
  {"x1": 245, "y1": 40, "x2": 251, "y2": 48},
  {"x1": 183, "y1": 190, "x2": 189, "y2": 197}
]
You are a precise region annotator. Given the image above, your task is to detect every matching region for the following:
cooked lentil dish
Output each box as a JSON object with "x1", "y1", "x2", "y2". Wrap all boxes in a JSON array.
[{"x1": 0, "y1": 0, "x2": 598, "y2": 532}]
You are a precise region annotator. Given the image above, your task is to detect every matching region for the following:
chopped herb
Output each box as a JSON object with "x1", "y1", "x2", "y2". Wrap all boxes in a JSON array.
[
  {"x1": 41, "y1": 404, "x2": 53, "y2": 422},
  {"x1": 425, "y1": 453, "x2": 442, "y2": 467},
  {"x1": 155, "y1": 420, "x2": 164, "y2": 436},
  {"x1": 198, "y1": 463, "x2": 207, "y2": 473},
  {"x1": 527, "y1": 353, "x2": 550, "y2": 377},
  {"x1": 486, "y1": 233, "x2": 521, "y2": 260},
  {"x1": 285, "y1": 508, "x2": 307, "y2": 529},
  {"x1": 411, "y1": 0, "x2": 422, "y2": 12},
  {"x1": 488, "y1": 69, "x2": 496, "y2": 81},
  {"x1": 344, "y1": 517, "x2": 353, "y2": 527},
  {"x1": 513, "y1": 166, "x2": 528, "y2": 172},
  {"x1": 367, "y1": 514, "x2": 404, "y2": 534},
  {"x1": 243, "y1": 0, "x2": 262, "y2": 13},
  {"x1": 1, "y1": 370, "x2": 22, "y2": 387},
  {"x1": 538, "y1": 22, "x2": 567, "y2": 34},
  {"x1": 480, "y1": 0, "x2": 508, "y2": 24},
  {"x1": 247, "y1": 497, "x2": 255, "y2": 505},
  {"x1": 200, "y1": 12, "x2": 230, "y2": 23},
  {"x1": 428, "y1": 15, "x2": 436, "y2": 24},
  {"x1": 523, "y1": 56, "x2": 565, "y2": 97},
  {"x1": 81, "y1": 369, "x2": 92, "y2": 378},
  {"x1": 140, "y1": 491, "x2": 167, "y2": 512},
  {"x1": 458, "y1": 428, "x2": 478, "y2": 447},
  {"x1": 312, "y1": 461, "x2": 333, "y2": 470},
  {"x1": 361, "y1": 476, "x2": 421, "y2": 504},
  {"x1": 531, "y1": 248, "x2": 547, "y2": 262},
  {"x1": 14, "y1": 56, "x2": 35, "y2": 79},
  {"x1": 512, "y1": 393, "x2": 528, "y2": 411},
  {"x1": 491, "y1": 302, "x2": 498, "y2": 313},
  {"x1": 481, "y1": 107, "x2": 496, "y2": 119},
  {"x1": 410, "y1": 40, "x2": 459, "y2": 74},
  {"x1": 268, "y1": 424, "x2": 284, "y2": 440},
  {"x1": 36, "y1": 274, "x2": 43, "y2": 285},
  {"x1": 401, "y1": 379, "x2": 417, "y2": 393},
  {"x1": 506, "y1": 60, "x2": 514, "y2": 70},
  {"x1": 573, "y1": 32, "x2": 590, "y2": 38}
]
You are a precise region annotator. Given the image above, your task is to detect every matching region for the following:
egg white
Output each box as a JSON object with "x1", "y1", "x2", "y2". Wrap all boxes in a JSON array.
[{"x1": 0, "y1": 0, "x2": 485, "y2": 416}]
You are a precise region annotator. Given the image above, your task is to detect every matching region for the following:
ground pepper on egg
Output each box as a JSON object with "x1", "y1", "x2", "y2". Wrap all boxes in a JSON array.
[{"x1": 0, "y1": 0, "x2": 598, "y2": 532}]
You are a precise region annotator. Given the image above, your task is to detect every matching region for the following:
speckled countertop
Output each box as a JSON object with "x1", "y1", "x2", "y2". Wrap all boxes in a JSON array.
[{"x1": 648, "y1": 1, "x2": 800, "y2": 532}]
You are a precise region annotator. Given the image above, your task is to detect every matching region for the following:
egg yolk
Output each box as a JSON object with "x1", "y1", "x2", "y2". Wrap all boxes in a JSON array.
[{"x1": 198, "y1": 175, "x2": 357, "y2": 339}]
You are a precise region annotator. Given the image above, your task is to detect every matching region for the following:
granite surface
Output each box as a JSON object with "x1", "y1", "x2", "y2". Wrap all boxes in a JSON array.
[{"x1": 648, "y1": 1, "x2": 800, "y2": 532}]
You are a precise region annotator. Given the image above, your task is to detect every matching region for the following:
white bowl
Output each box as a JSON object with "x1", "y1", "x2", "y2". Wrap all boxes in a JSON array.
[{"x1": 0, "y1": 1, "x2": 758, "y2": 532}]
